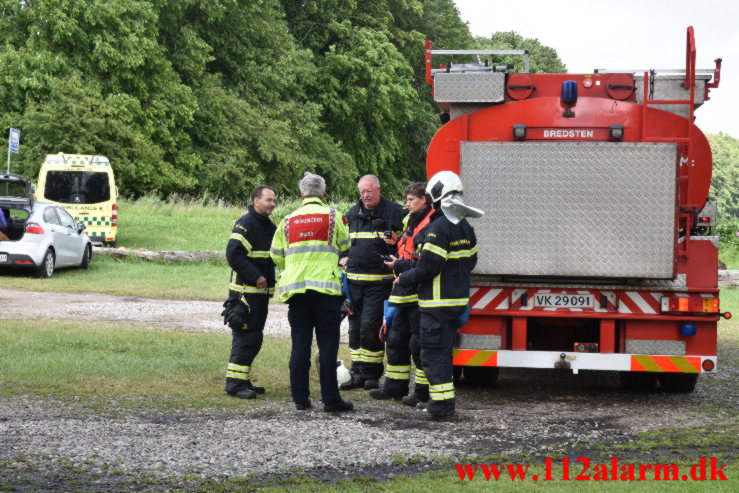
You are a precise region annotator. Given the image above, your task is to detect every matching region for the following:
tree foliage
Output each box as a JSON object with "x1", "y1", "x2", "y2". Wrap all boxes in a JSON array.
[
  {"x1": 1, "y1": 1, "x2": 572, "y2": 202},
  {"x1": 708, "y1": 133, "x2": 739, "y2": 219}
]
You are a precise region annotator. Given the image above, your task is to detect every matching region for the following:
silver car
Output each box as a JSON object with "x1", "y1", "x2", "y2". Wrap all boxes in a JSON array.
[{"x1": 0, "y1": 172, "x2": 92, "y2": 278}]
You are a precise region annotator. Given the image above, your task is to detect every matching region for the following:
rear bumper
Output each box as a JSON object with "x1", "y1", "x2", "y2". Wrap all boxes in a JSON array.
[
  {"x1": 0, "y1": 252, "x2": 38, "y2": 268},
  {"x1": 0, "y1": 242, "x2": 46, "y2": 267},
  {"x1": 452, "y1": 349, "x2": 717, "y2": 374}
]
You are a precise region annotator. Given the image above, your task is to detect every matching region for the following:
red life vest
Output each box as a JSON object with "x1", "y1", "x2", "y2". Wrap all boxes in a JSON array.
[{"x1": 397, "y1": 209, "x2": 433, "y2": 260}]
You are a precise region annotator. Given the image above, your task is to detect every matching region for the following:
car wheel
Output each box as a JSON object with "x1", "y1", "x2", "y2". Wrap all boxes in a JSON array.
[
  {"x1": 80, "y1": 245, "x2": 91, "y2": 270},
  {"x1": 35, "y1": 249, "x2": 55, "y2": 278}
]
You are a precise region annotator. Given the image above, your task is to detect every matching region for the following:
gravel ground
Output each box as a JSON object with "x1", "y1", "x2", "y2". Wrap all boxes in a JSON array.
[{"x1": 1, "y1": 288, "x2": 736, "y2": 489}]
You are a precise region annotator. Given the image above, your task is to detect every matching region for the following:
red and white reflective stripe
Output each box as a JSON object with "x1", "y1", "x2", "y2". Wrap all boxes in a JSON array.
[
  {"x1": 618, "y1": 291, "x2": 662, "y2": 314},
  {"x1": 470, "y1": 287, "x2": 510, "y2": 310},
  {"x1": 469, "y1": 287, "x2": 680, "y2": 314}
]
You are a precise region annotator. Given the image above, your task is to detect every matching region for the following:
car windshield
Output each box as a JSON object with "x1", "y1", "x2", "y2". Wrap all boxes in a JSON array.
[
  {"x1": 1, "y1": 180, "x2": 29, "y2": 199},
  {"x1": 44, "y1": 171, "x2": 110, "y2": 204}
]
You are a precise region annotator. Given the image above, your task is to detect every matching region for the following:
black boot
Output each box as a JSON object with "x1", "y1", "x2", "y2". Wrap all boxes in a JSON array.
[
  {"x1": 233, "y1": 389, "x2": 257, "y2": 400},
  {"x1": 245, "y1": 380, "x2": 265, "y2": 394},
  {"x1": 324, "y1": 400, "x2": 354, "y2": 412},
  {"x1": 369, "y1": 388, "x2": 402, "y2": 400}
]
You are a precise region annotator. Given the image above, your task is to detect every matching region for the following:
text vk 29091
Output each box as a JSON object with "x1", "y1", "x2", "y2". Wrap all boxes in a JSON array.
[{"x1": 456, "y1": 457, "x2": 728, "y2": 481}]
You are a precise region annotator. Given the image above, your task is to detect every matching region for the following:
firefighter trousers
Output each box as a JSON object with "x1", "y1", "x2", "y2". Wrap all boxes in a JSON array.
[
  {"x1": 287, "y1": 291, "x2": 344, "y2": 406},
  {"x1": 347, "y1": 282, "x2": 392, "y2": 380},
  {"x1": 226, "y1": 293, "x2": 269, "y2": 393},
  {"x1": 382, "y1": 304, "x2": 429, "y2": 400},
  {"x1": 420, "y1": 306, "x2": 465, "y2": 416}
]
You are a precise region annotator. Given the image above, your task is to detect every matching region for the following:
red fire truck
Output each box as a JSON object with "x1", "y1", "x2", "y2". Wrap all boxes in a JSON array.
[{"x1": 425, "y1": 27, "x2": 730, "y2": 392}]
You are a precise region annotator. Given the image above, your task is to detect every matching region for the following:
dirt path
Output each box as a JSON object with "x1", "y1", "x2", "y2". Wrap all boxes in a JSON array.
[{"x1": 0, "y1": 287, "x2": 349, "y2": 341}]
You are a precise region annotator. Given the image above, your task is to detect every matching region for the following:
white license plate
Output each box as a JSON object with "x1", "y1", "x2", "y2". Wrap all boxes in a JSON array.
[
  {"x1": 0, "y1": 254, "x2": 7, "y2": 263},
  {"x1": 533, "y1": 293, "x2": 594, "y2": 308}
]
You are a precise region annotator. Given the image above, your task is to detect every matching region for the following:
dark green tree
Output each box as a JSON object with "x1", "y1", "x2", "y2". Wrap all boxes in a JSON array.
[{"x1": 708, "y1": 132, "x2": 739, "y2": 219}]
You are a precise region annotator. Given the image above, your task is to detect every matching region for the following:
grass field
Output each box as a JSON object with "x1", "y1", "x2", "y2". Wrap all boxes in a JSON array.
[
  {"x1": 117, "y1": 194, "x2": 354, "y2": 251},
  {"x1": 0, "y1": 318, "x2": 352, "y2": 410}
]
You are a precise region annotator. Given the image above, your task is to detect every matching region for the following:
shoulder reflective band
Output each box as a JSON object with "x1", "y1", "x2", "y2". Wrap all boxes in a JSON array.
[
  {"x1": 447, "y1": 246, "x2": 477, "y2": 259},
  {"x1": 230, "y1": 232, "x2": 252, "y2": 252},
  {"x1": 423, "y1": 242, "x2": 448, "y2": 259}
]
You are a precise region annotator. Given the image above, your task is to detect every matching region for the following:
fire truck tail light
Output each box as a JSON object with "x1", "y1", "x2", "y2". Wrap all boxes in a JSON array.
[
  {"x1": 722, "y1": 312, "x2": 732, "y2": 320},
  {"x1": 680, "y1": 323, "x2": 697, "y2": 336},
  {"x1": 702, "y1": 359, "x2": 715, "y2": 372},
  {"x1": 662, "y1": 295, "x2": 719, "y2": 314},
  {"x1": 513, "y1": 124, "x2": 527, "y2": 139},
  {"x1": 698, "y1": 216, "x2": 711, "y2": 223},
  {"x1": 678, "y1": 297, "x2": 689, "y2": 311}
]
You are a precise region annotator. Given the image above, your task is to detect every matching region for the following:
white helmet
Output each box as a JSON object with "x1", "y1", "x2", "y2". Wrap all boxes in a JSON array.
[
  {"x1": 427, "y1": 170, "x2": 463, "y2": 203},
  {"x1": 336, "y1": 360, "x2": 352, "y2": 387}
]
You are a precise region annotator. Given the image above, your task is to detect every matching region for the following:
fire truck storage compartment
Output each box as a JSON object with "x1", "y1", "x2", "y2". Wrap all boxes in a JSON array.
[
  {"x1": 634, "y1": 73, "x2": 713, "y2": 119},
  {"x1": 526, "y1": 317, "x2": 600, "y2": 352},
  {"x1": 461, "y1": 141, "x2": 679, "y2": 279}
]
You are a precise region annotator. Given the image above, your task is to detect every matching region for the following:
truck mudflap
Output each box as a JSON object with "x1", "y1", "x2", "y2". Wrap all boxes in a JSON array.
[{"x1": 452, "y1": 349, "x2": 717, "y2": 374}]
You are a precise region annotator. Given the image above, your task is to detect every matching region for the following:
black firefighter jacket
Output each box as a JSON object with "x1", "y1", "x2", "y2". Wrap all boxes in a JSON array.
[
  {"x1": 398, "y1": 209, "x2": 477, "y2": 309},
  {"x1": 345, "y1": 197, "x2": 404, "y2": 284},
  {"x1": 227, "y1": 205, "x2": 277, "y2": 296}
]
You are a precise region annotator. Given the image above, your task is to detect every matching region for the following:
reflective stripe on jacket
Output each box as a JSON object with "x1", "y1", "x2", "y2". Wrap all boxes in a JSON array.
[
  {"x1": 227, "y1": 205, "x2": 277, "y2": 296},
  {"x1": 398, "y1": 209, "x2": 477, "y2": 309},
  {"x1": 345, "y1": 197, "x2": 404, "y2": 284},
  {"x1": 270, "y1": 197, "x2": 350, "y2": 302}
]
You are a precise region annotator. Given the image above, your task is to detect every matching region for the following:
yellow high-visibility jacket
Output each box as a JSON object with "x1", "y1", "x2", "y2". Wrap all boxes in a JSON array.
[{"x1": 270, "y1": 197, "x2": 350, "y2": 302}]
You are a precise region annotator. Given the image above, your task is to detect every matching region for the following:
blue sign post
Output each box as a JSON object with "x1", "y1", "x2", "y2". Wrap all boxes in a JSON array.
[{"x1": 7, "y1": 128, "x2": 20, "y2": 173}]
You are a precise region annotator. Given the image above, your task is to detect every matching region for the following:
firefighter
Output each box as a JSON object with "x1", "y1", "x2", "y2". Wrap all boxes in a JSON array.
[
  {"x1": 369, "y1": 182, "x2": 434, "y2": 406},
  {"x1": 339, "y1": 175, "x2": 404, "y2": 390},
  {"x1": 270, "y1": 172, "x2": 354, "y2": 412},
  {"x1": 396, "y1": 171, "x2": 482, "y2": 421},
  {"x1": 223, "y1": 185, "x2": 277, "y2": 399}
]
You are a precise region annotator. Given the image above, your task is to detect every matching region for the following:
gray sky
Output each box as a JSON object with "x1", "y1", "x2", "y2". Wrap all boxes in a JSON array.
[{"x1": 454, "y1": 0, "x2": 737, "y2": 137}]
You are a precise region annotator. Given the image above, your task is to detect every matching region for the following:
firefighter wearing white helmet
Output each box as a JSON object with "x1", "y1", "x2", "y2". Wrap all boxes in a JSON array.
[{"x1": 395, "y1": 170, "x2": 481, "y2": 421}]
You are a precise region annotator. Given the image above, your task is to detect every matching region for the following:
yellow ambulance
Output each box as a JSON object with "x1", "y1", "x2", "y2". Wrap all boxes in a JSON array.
[{"x1": 35, "y1": 154, "x2": 118, "y2": 246}]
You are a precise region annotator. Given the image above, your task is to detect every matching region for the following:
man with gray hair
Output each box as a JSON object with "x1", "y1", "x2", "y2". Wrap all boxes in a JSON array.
[
  {"x1": 339, "y1": 174, "x2": 404, "y2": 389},
  {"x1": 270, "y1": 172, "x2": 354, "y2": 412}
]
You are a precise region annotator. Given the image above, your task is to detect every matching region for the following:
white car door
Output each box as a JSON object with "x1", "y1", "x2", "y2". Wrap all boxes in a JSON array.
[
  {"x1": 53, "y1": 207, "x2": 81, "y2": 266},
  {"x1": 43, "y1": 207, "x2": 72, "y2": 265}
]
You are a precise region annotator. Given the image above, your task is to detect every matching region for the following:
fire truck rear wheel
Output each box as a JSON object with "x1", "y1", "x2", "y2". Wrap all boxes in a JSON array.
[
  {"x1": 619, "y1": 371, "x2": 658, "y2": 392},
  {"x1": 463, "y1": 367, "x2": 499, "y2": 387},
  {"x1": 658, "y1": 373, "x2": 698, "y2": 393}
]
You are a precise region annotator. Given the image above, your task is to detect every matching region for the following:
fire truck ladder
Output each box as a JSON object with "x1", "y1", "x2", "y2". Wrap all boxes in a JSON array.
[{"x1": 424, "y1": 40, "x2": 530, "y2": 85}]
